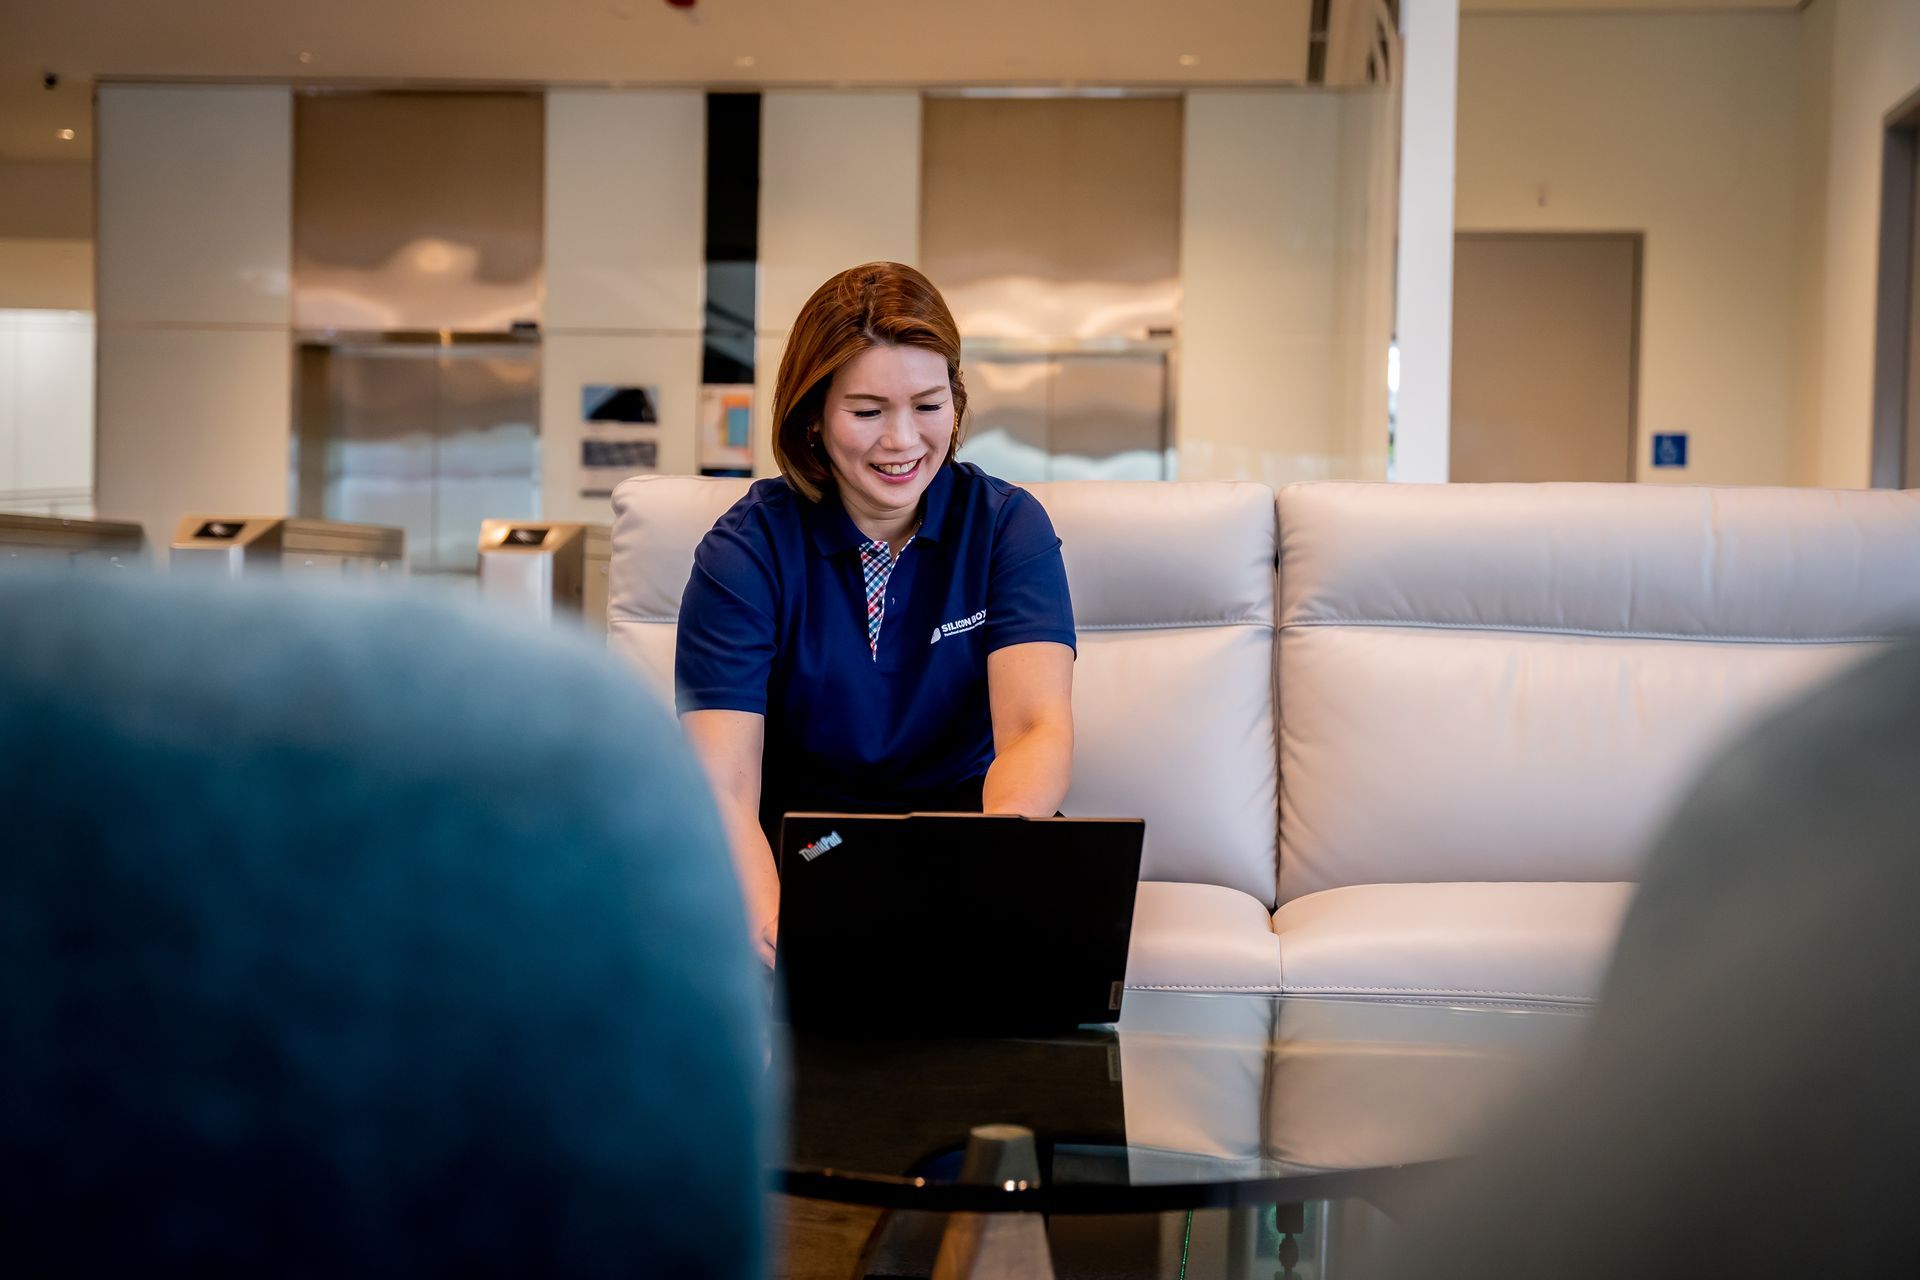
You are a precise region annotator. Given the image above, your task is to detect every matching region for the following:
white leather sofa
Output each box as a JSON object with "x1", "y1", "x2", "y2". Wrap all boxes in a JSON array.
[{"x1": 610, "y1": 476, "x2": 1920, "y2": 1005}]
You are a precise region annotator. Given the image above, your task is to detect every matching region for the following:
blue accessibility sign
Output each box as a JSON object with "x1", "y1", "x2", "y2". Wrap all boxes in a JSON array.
[{"x1": 1652, "y1": 433, "x2": 1689, "y2": 469}]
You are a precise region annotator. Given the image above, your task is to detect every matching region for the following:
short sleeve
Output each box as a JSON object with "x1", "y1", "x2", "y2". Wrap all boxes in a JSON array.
[
  {"x1": 674, "y1": 520, "x2": 779, "y2": 716},
  {"x1": 985, "y1": 490, "x2": 1077, "y2": 656}
]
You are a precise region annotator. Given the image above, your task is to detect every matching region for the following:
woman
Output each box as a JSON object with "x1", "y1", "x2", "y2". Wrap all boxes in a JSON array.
[{"x1": 677, "y1": 262, "x2": 1077, "y2": 965}]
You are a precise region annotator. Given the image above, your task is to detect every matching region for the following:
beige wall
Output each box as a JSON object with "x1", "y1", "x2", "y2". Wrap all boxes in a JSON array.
[
  {"x1": 1456, "y1": 11, "x2": 1805, "y2": 487},
  {"x1": 754, "y1": 92, "x2": 922, "y2": 478},
  {"x1": 1808, "y1": 0, "x2": 1920, "y2": 488},
  {"x1": 94, "y1": 85, "x2": 293, "y2": 545},
  {"x1": 0, "y1": 161, "x2": 90, "y2": 240},
  {"x1": 0, "y1": 239, "x2": 91, "y2": 311},
  {"x1": 1179, "y1": 89, "x2": 1395, "y2": 486}
]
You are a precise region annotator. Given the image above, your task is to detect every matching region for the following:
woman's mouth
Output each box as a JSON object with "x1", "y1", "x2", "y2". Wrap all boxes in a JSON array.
[{"x1": 869, "y1": 457, "x2": 924, "y2": 485}]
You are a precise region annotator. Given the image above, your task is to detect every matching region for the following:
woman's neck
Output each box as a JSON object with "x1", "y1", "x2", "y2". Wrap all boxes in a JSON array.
[{"x1": 844, "y1": 497, "x2": 920, "y2": 556}]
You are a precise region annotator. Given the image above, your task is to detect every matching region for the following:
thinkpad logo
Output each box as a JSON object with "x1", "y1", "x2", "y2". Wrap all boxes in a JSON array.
[{"x1": 798, "y1": 831, "x2": 843, "y2": 862}]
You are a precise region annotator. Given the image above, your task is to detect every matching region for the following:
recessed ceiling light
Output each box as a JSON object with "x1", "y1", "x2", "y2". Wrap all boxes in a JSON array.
[
  {"x1": 734, "y1": 55, "x2": 756, "y2": 68},
  {"x1": 297, "y1": 51, "x2": 314, "y2": 64},
  {"x1": 56, "y1": 128, "x2": 75, "y2": 141},
  {"x1": 1178, "y1": 54, "x2": 1201, "y2": 68}
]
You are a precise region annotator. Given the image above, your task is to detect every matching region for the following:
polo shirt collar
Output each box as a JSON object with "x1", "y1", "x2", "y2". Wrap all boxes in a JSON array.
[{"x1": 803, "y1": 459, "x2": 957, "y2": 556}]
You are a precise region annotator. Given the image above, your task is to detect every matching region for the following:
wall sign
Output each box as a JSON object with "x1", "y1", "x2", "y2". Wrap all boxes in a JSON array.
[{"x1": 1652, "y1": 433, "x2": 1689, "y2": 469}]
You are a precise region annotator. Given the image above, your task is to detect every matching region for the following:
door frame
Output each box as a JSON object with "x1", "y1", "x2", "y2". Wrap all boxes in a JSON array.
[{"x1": 1870, "y1": 85, "x2": 1920, "y2": 489}]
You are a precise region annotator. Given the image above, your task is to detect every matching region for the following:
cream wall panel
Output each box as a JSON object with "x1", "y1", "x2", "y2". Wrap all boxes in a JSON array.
[
  {"x1": 1812, "y1": 0, "x2": 1920, "y2": 487},
  {"x1": 0, "y1": 317, "x2": 16, "y2": 498},
  {"x1": 758, "y1": 92, "x2": 921, "y2": 335},
  {"x1": 1789, "y1": 0, "x2": 1835, "y2": 487},
  {"x1": 13, "y1": 312, "x2": 94, "y2": 492},
  {"x1": 540, "y1": 333, "x2": 703, "y2": 522},
  {"x1": 753, "y1": 332, "x2": 784, "y2": 479},
  {"x1": 1182, "y1": 92, "x2": 1386, "y2": 487},
  {"x1": 545, "y1": 91, "x2": 705, "y2": 333},
  {"x1": 96, "y1": 86, "x2": 292, "y2": 327},
  {"x1": 1456, "y1": 12, "x2": 1803, "y2": 486},
  {"x1": 0, "y1": 239, "x2": 92, "y2": 311},
  {"x1": 95, "y1": 329, "x2": 291, "y2": 542}
]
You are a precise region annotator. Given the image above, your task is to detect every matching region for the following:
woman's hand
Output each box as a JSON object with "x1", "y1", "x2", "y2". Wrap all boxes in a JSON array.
[{"x1": 681, "y1": 708, "x2": 783, "y2": 966}]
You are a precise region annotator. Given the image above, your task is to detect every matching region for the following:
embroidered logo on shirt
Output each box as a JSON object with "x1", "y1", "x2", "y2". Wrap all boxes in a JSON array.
[
  {"x1": 930, "y1": 609, "x2": 987, "y2": 644},
  {"x1": 798, "y1": 831, "x2": 843, "y2": 862}
]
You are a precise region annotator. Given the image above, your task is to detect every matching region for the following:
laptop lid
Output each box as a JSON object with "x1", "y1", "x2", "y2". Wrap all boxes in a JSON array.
[{"x1": 775, "y1": 813, "x2": 1145, "y2": 1033}]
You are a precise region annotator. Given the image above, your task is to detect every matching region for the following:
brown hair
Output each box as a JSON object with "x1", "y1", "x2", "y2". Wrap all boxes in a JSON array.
[{"x1": 771, "y1": 262, "x2": 968, "y2": 502}]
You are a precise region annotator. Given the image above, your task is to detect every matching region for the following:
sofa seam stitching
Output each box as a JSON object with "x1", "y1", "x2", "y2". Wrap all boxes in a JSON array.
[{"x1": 1278, "y1": 618, "x2": 1900, "y2": 645}]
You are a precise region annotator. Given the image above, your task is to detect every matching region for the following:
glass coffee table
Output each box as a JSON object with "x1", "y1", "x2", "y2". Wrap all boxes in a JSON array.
[{"x1": 774, "y1": 991, "x2": 1589, "y2": 1276}]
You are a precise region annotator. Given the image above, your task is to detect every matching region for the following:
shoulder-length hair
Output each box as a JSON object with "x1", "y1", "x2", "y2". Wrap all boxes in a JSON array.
[{"x1": 771, "y1": 262, "x2": 968, "y2": 503}]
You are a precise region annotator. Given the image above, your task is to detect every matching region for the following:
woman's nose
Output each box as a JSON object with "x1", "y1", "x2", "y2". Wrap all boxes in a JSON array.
[{"x1": 883, "y1": 410, "x2": 918, "y2": 448}]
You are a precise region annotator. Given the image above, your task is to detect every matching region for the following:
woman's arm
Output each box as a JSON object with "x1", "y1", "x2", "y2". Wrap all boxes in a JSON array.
[
  {"x1": 983, "y1": 640, "x2": 1075, "y2": 816},
  {"x1": 681, "y1": 708, "x2": 781, "y2": 966}
]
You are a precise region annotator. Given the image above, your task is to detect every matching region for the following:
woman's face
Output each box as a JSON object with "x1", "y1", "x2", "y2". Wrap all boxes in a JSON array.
[{"x1": 818, "y1": 343, "x2": 955, "y2": 534}]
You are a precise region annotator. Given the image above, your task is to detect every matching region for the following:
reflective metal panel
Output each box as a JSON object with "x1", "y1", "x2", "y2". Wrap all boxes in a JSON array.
[
  {"x1": 296, "y1": 342, "x2": 539, "y2": 575},
  {"x1": 958, "y1": 353, "x2": 1051, "y2": 483},
  {"x1": 1049, "y1": 353, "x2": 1168, "y2": 480},
  {"x1": 958, "y1": 346, "x2": 1168, "y2": 481}
]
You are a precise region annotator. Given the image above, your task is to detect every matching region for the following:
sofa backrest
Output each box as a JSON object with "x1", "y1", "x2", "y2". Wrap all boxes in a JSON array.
[
  {"x1": 1275, "y1": 482, "x2": 1920, "y2": 905},
  {"x1": 609, "y1": 476, "x2": 753, "y2": 694},
  {"x1": 1026, "y1": 481, "x2": 1280, "y2": 905},
  {"x1": 609, "y1": 475, "x2": 1283, "y2": 907}
]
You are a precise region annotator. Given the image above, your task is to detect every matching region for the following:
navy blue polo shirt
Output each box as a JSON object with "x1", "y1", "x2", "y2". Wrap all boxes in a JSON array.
[{"x1": 675, "y1": 461, "x2": 1076, "y2": 837}]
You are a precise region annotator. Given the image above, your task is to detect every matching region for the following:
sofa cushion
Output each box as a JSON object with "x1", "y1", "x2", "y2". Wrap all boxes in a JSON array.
[
  {"x1": 1272, "y1": 881, "x2": 1637, "y2": 1004},
  {"x1": 1276, "y1": 482, "x2": 1920, "y2": 905},
  {"x1": 1124, "y1": 881, "x2": 1283, "y2": 992}
]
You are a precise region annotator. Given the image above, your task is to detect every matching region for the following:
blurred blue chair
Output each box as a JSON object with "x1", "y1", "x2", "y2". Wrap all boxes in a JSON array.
[{"x1": 0, "y1": 573, "x2": 772, "y2": 1278}]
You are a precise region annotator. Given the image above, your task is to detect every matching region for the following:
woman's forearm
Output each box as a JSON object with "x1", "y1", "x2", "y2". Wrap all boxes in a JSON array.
[{"x1": 982, "y1": 720, "x2": 1074, "y2": 816}]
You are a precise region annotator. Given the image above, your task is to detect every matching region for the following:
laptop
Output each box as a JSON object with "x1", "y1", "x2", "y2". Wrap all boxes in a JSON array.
[{"x1": 775, "y1": 812, "x2": 1146, "y2": 1034}]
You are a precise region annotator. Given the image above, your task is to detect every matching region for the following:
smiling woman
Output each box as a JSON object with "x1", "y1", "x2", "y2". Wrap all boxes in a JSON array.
[{"x1": 675, "y1": 263, "x2": 1078, "y2": 965}]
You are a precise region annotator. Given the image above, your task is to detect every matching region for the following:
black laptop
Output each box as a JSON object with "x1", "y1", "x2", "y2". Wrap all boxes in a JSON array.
[{"x1": 775, "y1": 813, "x2": 1146, "y2": 1033}]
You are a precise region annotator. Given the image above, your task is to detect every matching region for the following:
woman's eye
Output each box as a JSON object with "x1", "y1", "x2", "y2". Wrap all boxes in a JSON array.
[
  {"x1": 916, "y1": 403, "x2": 946, "y2": 413},
  {"x1": 852, "y1": 409, "x2": 882, "y2": 419}
]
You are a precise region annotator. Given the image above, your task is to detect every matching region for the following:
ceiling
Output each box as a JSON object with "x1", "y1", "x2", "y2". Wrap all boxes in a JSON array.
[{"x1": 0, "y1": 0, "x2": 1805, "y2": 162}]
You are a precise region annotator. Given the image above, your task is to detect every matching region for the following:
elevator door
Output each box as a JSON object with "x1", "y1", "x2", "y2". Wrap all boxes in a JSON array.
[
  {"x1": 957, "y1": 349, "x2": 1169, "y2": 483},
  {"x1": 294, "y1": 342, "x2": 539, "y2": 574},
  {"x1": 1450, "y1": 234, "x2": 1640, "y2": 483}
]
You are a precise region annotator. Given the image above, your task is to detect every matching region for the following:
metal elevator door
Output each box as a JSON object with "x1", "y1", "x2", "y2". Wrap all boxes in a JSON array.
[
  {"x1": 293, "y1": 341, "x2": 540, "y2": 575},
  {"x1": 956, "y1": 348, "x2": 1170, "y2": 482}
]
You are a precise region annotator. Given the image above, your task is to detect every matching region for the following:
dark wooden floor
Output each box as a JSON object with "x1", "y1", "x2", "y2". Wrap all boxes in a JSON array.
[
  {"x1": 768, "y1": 1195, "x2": 1177, "y2": 1280},
  {"x1": 769, "y1": 1194, "x2": 885, "y2": 1280}
]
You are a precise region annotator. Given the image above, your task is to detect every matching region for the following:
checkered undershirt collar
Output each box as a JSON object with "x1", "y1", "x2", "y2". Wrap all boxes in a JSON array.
[{"x1": 858, "y1": 534, "x2": 915, "y2": 660}]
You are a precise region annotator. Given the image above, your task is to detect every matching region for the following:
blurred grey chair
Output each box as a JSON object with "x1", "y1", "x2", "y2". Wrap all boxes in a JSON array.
[
  {"x1": 0, "y1": 573, "x2": 772, "y2": 1278},
  {"x1": 1384, "y1": 638, "x2": 1920, "y2": 1278}
]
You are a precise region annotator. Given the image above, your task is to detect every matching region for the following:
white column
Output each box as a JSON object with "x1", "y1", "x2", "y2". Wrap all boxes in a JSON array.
[
  {"x1": 1392, "y1": 0, "x2": 1460, "y2": 483},
  {"x1": 1180, "y1": 91, "x2": 1340, "y2": 486},
  {"x1": 95, "y1": 85, "x2": 292, "y2": 546},
  {"x1": 542, "y1": 91, "x2": 706, "y2": 519},
  {"x1": 756, "y1": 91, "x2": 922, "y2": 477}
]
